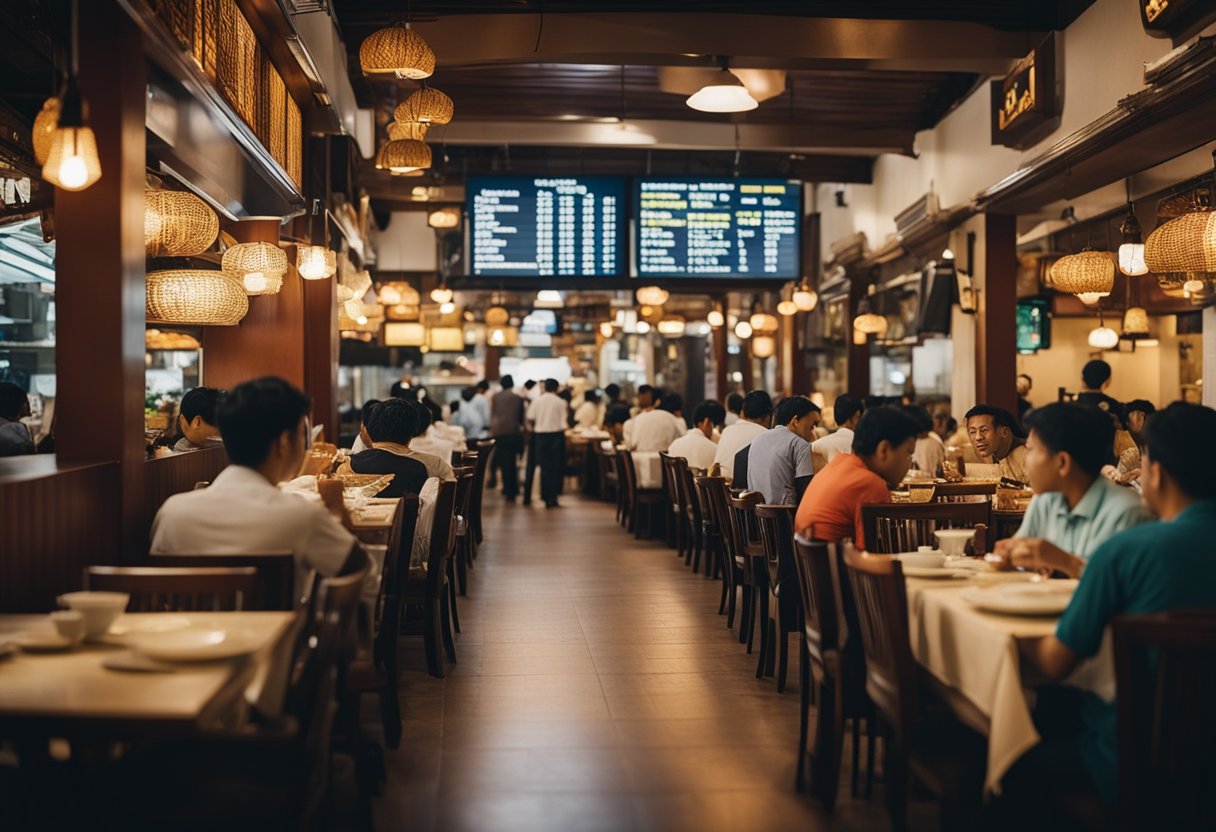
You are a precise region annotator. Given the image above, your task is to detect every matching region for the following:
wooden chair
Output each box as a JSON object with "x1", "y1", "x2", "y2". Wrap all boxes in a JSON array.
[
  {"x1": 929, "y1": 481, "x2": 998, "y2": 501},
  {"x1": 753, "y1": 504, "x2": 800, "y2": 692},
  {"x1": 468, "y1": 438, "x2": 495, "y2": 550},
  {"x1": 729, "y1": 490, "x2": 766, "y2": 655},
  {"x1": 85, "y1": 566, "x2": 260, "y2": 612},
  {"x1": 659, "y1": 452, "x2": 687, "y2": 556},
  {"x1": 860, "y1": 500, "x2": 991, "y2": 554},
  {"x1": 790, "y1": 535, "x2": 875, "y2": 807},
  {"x1": 611, "y1": 446, "x2": 631, "y2": 528},
  {"x1": 1113, "y1": 611, "x2": 1216, "y2": 832},
  {"x1": 451, "y1": 464, "x2": 476, "y2": 598},
  {"x1": 147, "y1": 552, "x2": 296, "y2": 610},
  {"x1": 696, "y1": 476, "x2": 749, "y2": 635},
  {"x1": 346, "y1": 496, "x2": 420, "y2": 751},
  {"x1": 403, "y1": 479, "x2": 458, "y2": 678},
  {"x1": 675, "y1": 459, "x2": 706, "y2": 573},
  {"x1": 619, "y1": 447, "x2": 666, "y2": 540},
  {"x1": 844, "y1": 550, "x2": 985, "y2": 831}
]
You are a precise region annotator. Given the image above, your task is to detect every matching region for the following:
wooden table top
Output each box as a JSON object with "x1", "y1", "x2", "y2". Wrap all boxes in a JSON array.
[{"x1": 0, "y1": 611, "x2": 295, "y2": 737}]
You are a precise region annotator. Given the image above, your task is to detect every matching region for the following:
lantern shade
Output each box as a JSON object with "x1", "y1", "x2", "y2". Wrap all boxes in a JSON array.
[
  {"x1": 42, "y1": 126, "x2": 102, "y2": 191},
  {"x1": 428, "y1": 208, "x2": 461, "y2": 229},
  {"x1": 599, "y1": 322, "x2": 614, "y2": 338},
  {"x1": 297, "y1": 246, "x2": 336, "y2": 280},
  {"x1": 777, "y1": 300, "x2": 798, "y2": 316},
  {"x1": 733, "y1": 321, "x2": 753, "y2": 339},
  {"x1": 359, "y1": 25, "x2": 435, "y2": 80},
  {"x1": 32, "y1": 97, "x2": 59, "y2": 165},
  {"x1": 853, "y1": 312, "x2": 888, "y2": 335},
  {"x1": 635, "y1": 286, "x2": 669, "y2": 306},
  {"x1": 1049, "y1": 251, "x2": 1115, "y2": 297},
  {"x1": 429, "y1": 327, "x2": 465, "y2": 352},
  {"x1": 222, "y1": 242, "x2": 288, "y2": 296},
  {"x1": 146, "y1": 270, "x2": 249, "y2": 325},
  {"x1": 387, "y1": 121, "x2": 430, "y2": 142},
  {"x1": 485, "y1": 306, "x2": 510, "y2": 327},
  {"x1": 852, "y1": 327, "x2": 868, "y2": 345},
  {"x1": 752, "y1": 335, "x2": 777, "y2": 358},
  {"x1": 1118, "y1": 243, "x2": 1148, "y2": 276},
  {"x1": 395, "y1": 87, "x2": 454, "y2": 125},
  {"x1": 1144, "y1": 212, "x2": 1216, "y2": 274},
  {"x1": 1121, "y1": 306, "x2": 1150, "y2": 336},
  {"x1": 749, "y1": 312, "x2": 779, "y2": 333},
  {"x1": 376, "y1": 139, "x2": 431, "y2": 172},
  {"x1": 707, "y1": 310, "x2": 725, "y2": 327},
  {"x1": 383, "y1": 322, "x2": 426, "y2": 346},
  {"x1": 1088, "y1": 326, "x2": 1119, "y2": 350},
  {"x1": 430, "y1": 285, "x2": 454, "y2": 303},
  {"x1": 657, "y1": 315, "x2": 686, "y2": 337},
  {"x1": 792, "y1": 285, "x2": 819, "y2": 311},
  {"x1": 145, "y1": 190, "x2": 219, "y2": 257}
]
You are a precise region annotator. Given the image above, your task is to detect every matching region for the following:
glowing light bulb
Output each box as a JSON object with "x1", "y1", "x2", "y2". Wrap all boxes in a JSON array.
[
  {"x1": 636, "y1": 321, "x2": 651, "y2": 334},
  {"x1": 707, "y1": 309, "x2": 725, "y2": 327},
  {"x1": 440, "y1": 301, "x2": 455, "y2": 314},
  {"x1": 356, "y1": 315, "x2": 368, "y2": 326},
  {"x1": 734, "y1": 321, "x2": 753, "y2": 339},
  {"x1": 242, "y1": 272, "x2": 267, "y2": 293}
]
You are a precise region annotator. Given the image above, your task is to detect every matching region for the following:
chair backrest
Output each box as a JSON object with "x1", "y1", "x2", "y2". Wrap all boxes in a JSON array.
[
  {"x1": 791, "y1": 534, "x2": 842, "y2": 666},
  {"x1": 658, "y1": 452, "x2": 681, "y2": 509},
  {"x1": 843, "y1": 550, "x2": 919, "y2": 744},
  {"x1": 147, "y1": 552, "x2": 296, "y2": 610},
  {"x1": 423, "y1": 479, "x2": 458, "y2": 601},
  {"x1": 372, "y1": 496, "x2": 421, "y2": 665},
  {"x1": 617, "y1": 446, "x2": 639, "y2": 500},
  {"x1": 676, "y1": 458, "x2": 702, "y2": 524},
  {"x1": 860, "y1": 500, "x2": 991, "y2": 554},
  {"x1": 468, "y1": 438, "x2": 494, "y2": 528},
  {"x1": 755, "y1": 504, "x2": 799, "y2": 614},
  {"x1": 696, "y1": 476, "x2": 736, "y2": 591},
  {"x1": 930, "y1": 482, "x2": 998, "y2": 501},
  {"x1": 85, "y1": 565, "x2": 260, "y2": 612},
  {"x1": 1113, "y1": 611, "x2": 1216, "y2": 831},
  {"x1": 452, "y1": 465, "x2": 476, "y2": 523},
  {"x1": 728, "y1": 489, "x2": 763, "y2": 548}
]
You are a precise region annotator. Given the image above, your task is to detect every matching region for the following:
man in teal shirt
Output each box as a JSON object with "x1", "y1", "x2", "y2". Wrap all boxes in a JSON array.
[
  {"x1": 994, "y1": 403, "x2": 1151, "y2": 578},
  {"x1": 1021, "y1": 403, "x2": 1216, "y2": 806}
]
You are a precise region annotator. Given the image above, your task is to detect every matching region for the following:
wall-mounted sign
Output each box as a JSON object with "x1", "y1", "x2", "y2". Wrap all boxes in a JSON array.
[
  {"x1": 1141, "y1": 0, "x2": 1216, "y2": 42},
  {"x1": 990, "y1": 34, "x2": 1057, "y2": 149}
]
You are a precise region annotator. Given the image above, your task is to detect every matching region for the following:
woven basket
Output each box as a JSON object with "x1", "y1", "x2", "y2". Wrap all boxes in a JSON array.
[
  {"x1": 376, "y1": 139, "x2": 431, "y2": 172},
  {"x1": 147, "y1": 269, "x2": 249, "y2": 325},
  {"x1": 395, "y1": 87, "x2": 454, "y2": 125},
  {"x1": 359, "y1": 25, "x2": 435, "y2": 80},
  {"x1": 1144, "y1": 211, "x2": 1216, "y2": 273},
  {"x1": 222, "y1": 242, "x2": 288, "y2": 296},
  {"x1": 1048, "y1": 250, "x2": 1115, "y2": 296},
  {"x1": 1121, "y1": 306, "x2": 1149, "y2": 336},
  {"x1": 387, "y1": 121, "x2": 429, "y2": 141},
  {"x1": 32, "y1": 97, "x2": 59, "y2": 165},
  {"x1": 145, "y1": 190, "x2": 219, "y2": 257},
  {"x1": 297, "y1": 246, "x2": 336, "y2": 280}
]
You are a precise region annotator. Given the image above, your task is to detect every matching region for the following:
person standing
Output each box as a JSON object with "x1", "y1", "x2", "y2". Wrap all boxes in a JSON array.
[
  {"x1": 573, "y1": 389, "x2": 601, "y2": 428},
  {"x1": 470, "y1": 380, "x2": 492, "y2": 439},
  {"x1": 1075, "y1": 359, "x2": 1124, "y2": 426},
  {"x1": 490, "y1": 374, "x2": 527, "y2": 502},
  {"x1": 527, "y1": 379, "x2": 568, "y2": 509}
]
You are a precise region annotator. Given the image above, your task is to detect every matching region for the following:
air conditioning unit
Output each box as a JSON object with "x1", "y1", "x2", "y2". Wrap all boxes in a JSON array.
[{"x1": 894, "y1": 192, "x2": 941, "y2": 239}]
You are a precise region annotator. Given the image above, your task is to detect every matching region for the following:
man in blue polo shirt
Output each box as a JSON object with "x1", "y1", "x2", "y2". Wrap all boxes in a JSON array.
[
  {"x1": 994, "y1": 403, "x2": 1152, "y2": 577},
  {"x1": 1020, "y1": 403, "x2": 1216, "y2": 807}
]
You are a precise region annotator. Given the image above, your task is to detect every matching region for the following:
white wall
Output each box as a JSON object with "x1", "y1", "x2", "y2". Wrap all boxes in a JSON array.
[{"x1": 371, "y1": 212, "x2": 439, "y2": 271}]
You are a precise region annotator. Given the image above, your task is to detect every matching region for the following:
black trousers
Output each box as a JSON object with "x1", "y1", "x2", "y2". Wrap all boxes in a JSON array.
[
  {"x1": 534, "y1": 431, "x2": 566, "y2": 505},
  {"x1": 493, "y1": 433, "x2": 524, "y2": 498}
]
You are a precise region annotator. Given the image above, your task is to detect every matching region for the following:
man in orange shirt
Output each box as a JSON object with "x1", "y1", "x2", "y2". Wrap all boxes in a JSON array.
[{"x1": 795, "y1": 406, "x2": 921, "y2": 549}]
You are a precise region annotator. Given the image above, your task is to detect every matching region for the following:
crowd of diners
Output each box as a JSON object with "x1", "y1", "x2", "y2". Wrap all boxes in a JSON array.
[{"x1": 37, "y1": 351, "x2": 1212, "y2": 821}]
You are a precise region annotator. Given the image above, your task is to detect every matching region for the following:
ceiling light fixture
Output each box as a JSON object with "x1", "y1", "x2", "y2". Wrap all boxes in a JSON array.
[
  {"x1": 535, "y1": 290, "x2": 564, "y2": 308},
  {"x1": 733, "y1": 320, "x2": 753, "y2": 339},
  {"x1": 635, "y1": 320, "x2": 651, "y2": 335},
  {"x1": 297, "y1": 246, "x2": 336, "y2": 280},
  {"x1": 707, "y1": 309, "x2": 725, "y2": 327},
  {"x1": 686, "y1": 65, "x2": 759, "y2": 114},
  {"x1": 42, "y1": 0, "x2": 101, "y2": 191},
  {"x1": 395, "y1": 86, "x2": 454, "y2": 125},
  {"x1": 359, "y1": 22, "x2": 435, "y2": 80},
  {"x1": 635, "y1": 285, "x2": 669, "y2": 306},
  {"x1": 430, "y1": 281, "x2": 454, "y2": 303},
  {"x1": 1050, "y1": 249, "x2": 1114, "y2": 303},
  {"x1": 792, "y1": 280, "x2": 819, "y2": 311},
  {"x1": 1118, "y1": 182, "x2": 1148, "y2": 276}
]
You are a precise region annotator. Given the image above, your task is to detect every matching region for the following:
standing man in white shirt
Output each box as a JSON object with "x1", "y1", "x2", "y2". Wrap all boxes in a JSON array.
[
  {"x1": 470, "y1": 380, "x2": 492, "y2": 439},
  {"x1": 811, "y1": 394, "x2": 864, "y2": 472},
  {"x1": 669, "y1": 400, "x2": 725, "y2": 471},
  {"x1": 713, "y1": 390, "x2": 773, "y2": 481},
  {"x1": 526, "y1": 379, "x2": 569, "y2": 508}
]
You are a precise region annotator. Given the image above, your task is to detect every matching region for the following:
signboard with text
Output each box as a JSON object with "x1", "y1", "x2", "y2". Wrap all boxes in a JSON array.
[{"x1": 990, "y1": 34, "x2": 1057, "y2": 149}]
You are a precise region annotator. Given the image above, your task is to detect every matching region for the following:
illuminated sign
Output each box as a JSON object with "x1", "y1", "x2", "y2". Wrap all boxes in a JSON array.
[
  {"x1": 990, "y1": 35, "x2": 1057, "y2": 149},
  {"x1": 1140, "y1": 0, "x2": 1216, "y2": 40}
]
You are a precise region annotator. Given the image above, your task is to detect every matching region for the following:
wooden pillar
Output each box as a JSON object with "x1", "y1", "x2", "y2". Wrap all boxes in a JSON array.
[
  {"x1": 975, "y1": 213, "x2": 1018, "y2": 415},
  {"x1": 302, "y1": 264, "x2": 337, "y2": 440},
  {"x1": 484, "y1": 345, "x2": 501, "y2": 382},
  {"x1": 54, "y1": 2, "x2": 147, "y2": 560},
  {"x1": 846, "y1": 274, "x2": 871, "y2": 396}
]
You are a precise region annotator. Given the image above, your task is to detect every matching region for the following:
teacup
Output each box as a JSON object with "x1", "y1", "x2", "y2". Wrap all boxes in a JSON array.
[
  {"x1": 50, "y1": 610, "x2": 86, "y2": 644},
  {"x1": 57, "y1": 591, "x2": 130, "y2": 639},
  {"x1": 934, "y1": 528, "x2": 977, "y2": 558},
  {"x1": 895, "y1": 551, "x2": 947, "y2": 569}
]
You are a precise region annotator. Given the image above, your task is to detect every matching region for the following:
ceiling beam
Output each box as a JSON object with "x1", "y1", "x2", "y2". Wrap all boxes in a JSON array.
[{"x1": 337, "y1": 13, "x2": 1039, "y2": 74}]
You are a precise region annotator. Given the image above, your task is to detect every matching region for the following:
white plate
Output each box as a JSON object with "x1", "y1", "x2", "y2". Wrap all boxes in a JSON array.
[
  {"x1": 962, "y1": 580, "x2": 1079, "y2": 616},
  {"x1": 130, "y1": 627, "x2": 261, "y2": 662},
  {"x1": 13, "y1": 633, "x2": 75, "y2": 653},
  {"x1": 901, "y1": 565, "x2": 972, "y2": 579},
  {"x1": 107, "y1": 615, "x2": 193, "y2": 637}
]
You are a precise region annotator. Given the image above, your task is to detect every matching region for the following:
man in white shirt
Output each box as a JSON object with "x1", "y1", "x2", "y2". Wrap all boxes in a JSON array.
[
  {"x1": 669, "y1": 400, "x2": 725, "y2": 472},
  {"x1": 629, "y1": 394, "x2": 686, "y2": 452},
  {"x1": 713, "y1": 390, "x2": 773, "y2": 481},
  {"x1": 573, "y1": 389, "x2": 601, "y2": 429},
  {"x1": 470, "y1": 380, "x2": 492, "y2": 438},
  {"x1": 151, "y1": 377, "x2": 367, "y2": 590},
  {"x1": 526, "y1": 379, "x2": 569, "y2": 508},
  {"x1": 811, "y1": 394, "x2": 864, "y2": 472},
  {"x1": 907, "y1": 406, "x2": 945, "y2": 477},
  {"x1": 401, "y1": 400, "x2": 456, "y2": 481},
  {"x1": 723, "y1": 393, "x2": 743, "y2": 427}
]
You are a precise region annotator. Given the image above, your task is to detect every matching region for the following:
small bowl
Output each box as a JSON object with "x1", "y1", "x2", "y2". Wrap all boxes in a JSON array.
[
  {"x1": 895, "y1": 552, "x2": 947, "y2": 569},
  {"x1": 50, "y1": 610, "x2": 86, "y2": 645},
  {"x1": 934, "y1": 528, "x2": 977, "y2": 558},
  {"x1": 57, "y1": 591, "x2": 130, "y2": 639}
]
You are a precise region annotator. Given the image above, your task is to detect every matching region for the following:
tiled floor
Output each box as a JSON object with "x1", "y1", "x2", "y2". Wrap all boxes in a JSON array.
[{"x1": 371, "y1": 494, "x2": 932, "y2": 831}]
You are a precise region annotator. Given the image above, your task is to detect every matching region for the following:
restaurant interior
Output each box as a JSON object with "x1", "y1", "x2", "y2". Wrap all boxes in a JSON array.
[{"x1": 2, "y1": 0, "x2": 1216, "y2": 830}]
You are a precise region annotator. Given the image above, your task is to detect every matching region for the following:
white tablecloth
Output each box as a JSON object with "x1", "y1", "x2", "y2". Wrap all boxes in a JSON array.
[
  {"x1": 905, "y1": 578, "x2": 1112, "y2": 796},
  {"x1": 630, "y1": 450, "x2": 663, "y2": 490}
]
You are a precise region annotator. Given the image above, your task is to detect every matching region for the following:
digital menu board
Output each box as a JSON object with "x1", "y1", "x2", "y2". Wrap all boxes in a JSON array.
[
  {"x1": 635, "y1": 178, "x2": 801, "y2": 278},
  {"x1": 467, "y1": 176, "x2": 626, "y2": 277}
]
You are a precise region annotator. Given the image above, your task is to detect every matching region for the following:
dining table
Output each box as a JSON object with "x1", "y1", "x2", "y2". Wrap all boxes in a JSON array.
[
  {"x1": 0, "y1": 611, "x2": 298, "y2": 741},
  {"x1": 903, "y1": 573, "x2": 1111, "y2": 796}
]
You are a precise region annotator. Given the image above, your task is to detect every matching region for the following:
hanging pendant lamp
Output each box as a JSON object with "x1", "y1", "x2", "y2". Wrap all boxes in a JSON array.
[
  {"x1": 359, "y1": 23, "x2": 435, "y2": 80},
  {"x1": 1087, "y1": 310, "x2": 1119, "y2": 350},
  {"x1": 395, "y1": 86, "x2": 455, "y2": 126},
  {"x1": 1144, "y1": 211, "x2": 1216, "y2": 274},
  {"x1": 145, "y1": 190, "x2": 219, "y2": 257},
  {"x1": 376, "y1": 139, "x2": 432, "y2": 173},
  {"x1": 297, "y1": 245, "x2": 336, "y2": 280},
  {"x1": 32, "y1": 97, "x2": 60, "y2": 165},
  {"x1": 1117, "y1": 192, "x2": 1148, "y2": 276},
  {"x1": 1050, "y1": 249, "x2": 1115, "y2": 303},
  {"x1": 42, "y1": 1, "x2": 101, "y2": 192},
  {"x1": 792, "y1": 280, "x2": 819, "y2": 311},
  {"x1": 635, "y1": 285, "x2": 669, "y2": 306},
  {"x1": 686, "y1": 66, "x2": 758, "y2": 113},
  {"x1": 146, "y1": 269, "x2": 249, "y2": 325},
  {"x1": 387, "y1": 121, "x2": 430, "y2": 142},
  {"x1": 222, "y1": 242, "x2": 289, "y2": 296}
]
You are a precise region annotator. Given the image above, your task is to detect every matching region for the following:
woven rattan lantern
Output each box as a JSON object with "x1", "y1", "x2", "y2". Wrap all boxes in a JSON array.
[
  {"x1": 146, "y1": 269, "x2": 248, "y2": 326},
  {"x1": 792, "y1": 280, "x2": 819, "y2": 311},
  {"x1": 657, "y1": 315, "x2": 686, "y2": 337},
  {"x1": 395, "y1": 87, "x2": 454, "y2": 125},
  {"x1": 749, "y1": 312, "x2": 779, "y2": 334},
  {"x1": 32, "y1": 97, "x2": 59, "y2": 165},
  {"x1": 752, "y1": 335, "x2": 777, "y2": 359},
  {"x1": 635, "y1": 285, "x2": 668, "y2": 306},
  {"x1": 222, "y1": 242, "x2": 288, "y2": 296},
  {"x1": 485, "y1": 306, "x2": 510, "y2": 327},
  {"x1": 376, "y1": 139, "x2": 432, "y2": 173},
  {"x1": 1121, "y1": 306, "x2": 1150, "y2": 337},
  {"x1": 1144, "y1": 211, "x2": 1216, "y2": 274},
  {"x1": 145, "y1": 190, "x2": 219, "y2": 257},
  {"x1": 296, "y1": 246, "x2": 336, "y2": 280},
  {"x1": 777, "y1": 300, "x2": 798, "y2": 316},
  {"x1": 359, "y1": 24, "x2": 435, "y2": 80},
  {"x1": 1049, "y1": 250, "x2": 1114, "y2": 302},
  {"x1": 387, "y1": 121, "x2": 429, "y2": 142}
]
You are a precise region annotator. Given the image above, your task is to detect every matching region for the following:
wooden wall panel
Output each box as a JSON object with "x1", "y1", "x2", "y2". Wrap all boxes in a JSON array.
[
  {"x1": 0, "y1": 460, "x2": 120, "y2": 612},
  {"x1": 302, "y1": 264, "x2": 339, "y2": 441},
  {"x1": 142, "y1": 448, "x2": 230, "y2": 552}
]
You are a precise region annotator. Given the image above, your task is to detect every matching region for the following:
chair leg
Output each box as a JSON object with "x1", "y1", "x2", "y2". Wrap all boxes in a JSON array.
[
  {"x1": 440, "y1": 592, "x2": 457, "y2": 665},
  {"x1": 738, "y1": 585, "x2": 751, "y2": 644},
  {"x1": 777, "y1": 625, "x2": 790, "y2": 693},
  {"x1": 810, "y1": 675, "x2": 841, "y2": 811},
  {"x1": 456, "y1": 540, "x2": 469, "y2": 596},
  {"x1": 755, "y1": 612, "x2": 771, "y2": 678},
  {"x1": 718, "y1": 575, "x2": 728, "y2": 615},
  {"x1": 796, "y1": 635, "x2": 811, "y2": 792},
  {"x1": 448, "y1": 575, "x2": 461, "y2": 635},
  {"x1": 865, "y1": 716, "x2": 877, "y2": 799},
  {"x1": 851, "y1": 716, "x2": 861, "y2": 797},
  {"x1": 725, "y1": 581, "x2": 736, "y2": 629},
  {"x1": 379, "y1": 686, "x2": 402, "y2": 750},
  {"x1": 423, "y1": 603, "x2": 443, "y2": 678},
  {"x1": 884, "y1": 729, "x2": 909, "y2": 832}
]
